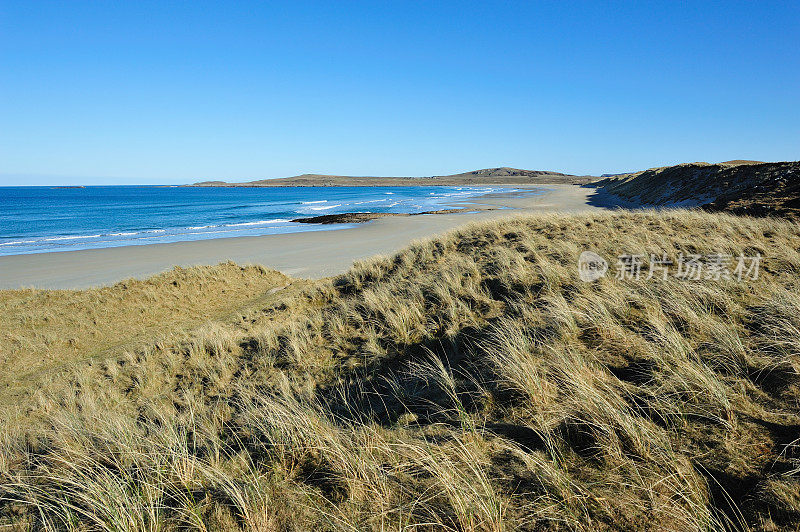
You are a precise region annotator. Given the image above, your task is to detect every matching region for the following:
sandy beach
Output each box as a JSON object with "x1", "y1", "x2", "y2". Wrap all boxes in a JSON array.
[{"x1": 0, "y1": 184, "x2": 605, "y2": 289}]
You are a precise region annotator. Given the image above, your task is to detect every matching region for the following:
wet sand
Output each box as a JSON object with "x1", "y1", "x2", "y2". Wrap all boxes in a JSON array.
[{"x1": 0, "y1": 184, "x2": 607, "y2": 289}]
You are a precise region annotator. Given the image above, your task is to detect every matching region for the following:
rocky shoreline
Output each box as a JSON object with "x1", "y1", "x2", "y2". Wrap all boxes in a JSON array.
[{"x1": 290, "y1": 207, "x2": 493, "y2": 224}]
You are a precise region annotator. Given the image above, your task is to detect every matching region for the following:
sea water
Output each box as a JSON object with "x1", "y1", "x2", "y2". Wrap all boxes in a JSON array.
[{"x1": 0, "y1": 185, "x2": 523, "y2": 255}]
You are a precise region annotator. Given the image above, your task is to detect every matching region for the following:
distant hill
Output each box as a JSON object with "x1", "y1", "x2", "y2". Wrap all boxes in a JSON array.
[
  {"x1": 589, "y1": 160, "x2": 800, "y2": 217},
  {"x1": 190, "y1": 167, "x2": 591, "y2": 187},
  {"x1": 600, "y1": 172, "x2": 636, "y2": 178}
]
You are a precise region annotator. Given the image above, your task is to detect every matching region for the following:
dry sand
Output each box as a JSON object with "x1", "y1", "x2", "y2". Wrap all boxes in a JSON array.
[{"x1": 0, "y1": 184, "x2": 608, "y2": 289}]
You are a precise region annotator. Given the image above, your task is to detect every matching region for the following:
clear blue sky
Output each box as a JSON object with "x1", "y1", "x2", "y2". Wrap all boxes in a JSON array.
[{"x1": 1, "y1": 1, "x2": 798, "y2": 185}]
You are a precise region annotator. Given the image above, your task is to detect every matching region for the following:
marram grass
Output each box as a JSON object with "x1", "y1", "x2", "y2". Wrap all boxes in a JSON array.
[{"x1": 1, "y1": 211, "x2": 799, "y2": 530}]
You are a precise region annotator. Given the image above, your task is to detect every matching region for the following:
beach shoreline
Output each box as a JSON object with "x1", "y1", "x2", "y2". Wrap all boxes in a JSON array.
[{"x1": 0, "y1": 184, "x2": 606, "y2": 289}]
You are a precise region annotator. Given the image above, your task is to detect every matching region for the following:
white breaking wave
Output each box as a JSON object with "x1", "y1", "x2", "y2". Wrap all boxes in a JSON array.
[
  {"x1": 301, "y1": 200, "x2": 327, "y2": 204},
  {"x1": 44, "y1": 234, "x2": 102, "y2": 241},
  {"x1": 352, "y1": 199, "x2": 387, "y2": 205},
  {"x1": 0, "y1": 240, "x2": 36, "y2": 246},
  {"x1": 308, "y1": 204, "x2": 341, "y2": 211},
  {"x1": 223, "y1": 219, "x2": 288, "y2": 227},
  {"x1": 0, "y1": 221, "x2": 289, "y2": 249}
]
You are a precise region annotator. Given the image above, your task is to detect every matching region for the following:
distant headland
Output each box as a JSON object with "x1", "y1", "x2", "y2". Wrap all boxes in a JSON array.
[{"x1": 187, "y1": 167, "x2": 593, "y2": 187}]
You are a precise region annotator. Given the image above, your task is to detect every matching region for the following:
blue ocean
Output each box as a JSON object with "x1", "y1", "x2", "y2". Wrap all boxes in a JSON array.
[{"x1": 0, "y1": 185, "x2": 517, "y2": 256}]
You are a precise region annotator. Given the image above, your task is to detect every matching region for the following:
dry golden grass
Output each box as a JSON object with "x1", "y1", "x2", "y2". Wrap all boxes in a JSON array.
[
  {"x1": 1, "y1": 211, "x2": 800, "y2": 530},
  {"x1": 0, "y1": 262, "x2": 292, "y2": 426}
]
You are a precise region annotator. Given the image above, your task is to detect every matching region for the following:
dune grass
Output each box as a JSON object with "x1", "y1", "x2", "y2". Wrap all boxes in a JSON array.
[
  {"x1": 591, "y1": 161, "x2": 800, "y2": 215},
  {"x1": 1, "y1": 211, "x2": 799, "y2": 530},
  {"x1": 0, "y1": 262, "x2": 292, "y2": 426}
]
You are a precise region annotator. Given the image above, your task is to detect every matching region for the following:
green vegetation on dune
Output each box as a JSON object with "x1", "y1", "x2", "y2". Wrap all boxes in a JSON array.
[{"x1": 2, "y1": 212, "x2": 800, "y2": 530}]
